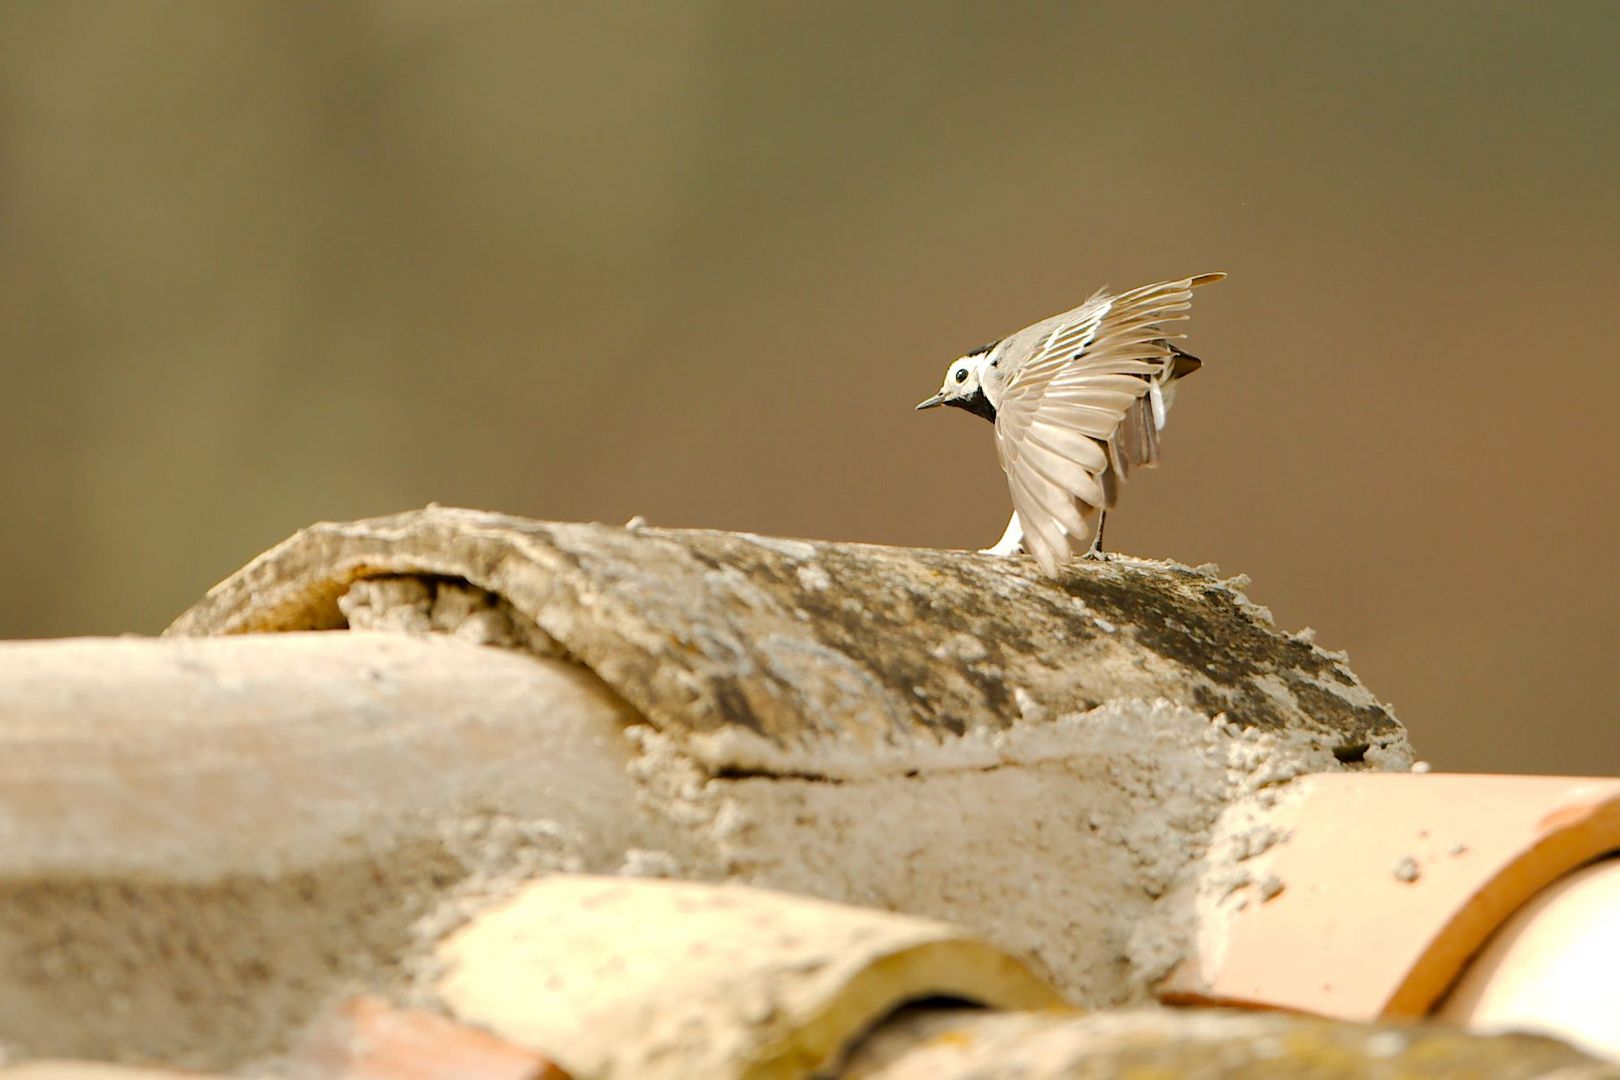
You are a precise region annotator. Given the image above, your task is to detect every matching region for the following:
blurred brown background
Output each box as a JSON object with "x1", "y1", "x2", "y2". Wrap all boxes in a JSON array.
[{"x1": 1, "y1": 2, "x2": 1615, "y2": 773}]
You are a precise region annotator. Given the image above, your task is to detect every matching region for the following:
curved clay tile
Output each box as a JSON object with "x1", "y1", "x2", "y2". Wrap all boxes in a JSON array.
[
  {"x1": 1160, "y1": 772, "x2": 1620, "y2": 1039},
  {"x1": 0, "y1": 632, "x2": 640, "y2": 1066},
  {"x1": 1438, "y1": 855, "x2": 1620, "y2": 1061},
  {"x1": 435, "y1": 876, "x2": 1064, "y2": 1080}
]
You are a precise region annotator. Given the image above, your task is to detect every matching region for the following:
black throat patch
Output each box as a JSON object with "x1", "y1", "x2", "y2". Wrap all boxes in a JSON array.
[{"x1": 947, "y1": 387, "x2": 997, "y2": 423}]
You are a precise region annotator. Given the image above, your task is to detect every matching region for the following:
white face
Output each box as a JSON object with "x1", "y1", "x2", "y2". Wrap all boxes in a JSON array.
[
  {"x1": 916, "y1": 347, "x2": 996, "y2": 415},
  {"x1": 935, "y1": 353, "x2": 987, "y2": 403}
]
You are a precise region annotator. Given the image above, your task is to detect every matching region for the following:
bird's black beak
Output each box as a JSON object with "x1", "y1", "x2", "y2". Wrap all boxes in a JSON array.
[{"x1": 915, "y1": 393, "x2": 946, "y2": 411}]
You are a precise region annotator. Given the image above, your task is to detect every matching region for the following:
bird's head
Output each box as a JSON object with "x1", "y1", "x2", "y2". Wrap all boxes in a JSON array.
[{"x1": 915, "y1": 344, "x2": 997, "y2": 422}]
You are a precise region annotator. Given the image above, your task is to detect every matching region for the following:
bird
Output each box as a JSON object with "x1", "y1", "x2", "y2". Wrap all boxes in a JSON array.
[{"x1": 915, "y1": 272, "x2": 1223, "y2": 576}]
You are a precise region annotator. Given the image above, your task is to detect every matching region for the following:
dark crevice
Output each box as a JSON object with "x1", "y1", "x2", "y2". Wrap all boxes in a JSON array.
[
  {"x1": 1332, "y1": 742, "x2": 1369, "y2": 764},
  {"x1": 711, "y1": 766, "x2": 848, "y2": 784}
]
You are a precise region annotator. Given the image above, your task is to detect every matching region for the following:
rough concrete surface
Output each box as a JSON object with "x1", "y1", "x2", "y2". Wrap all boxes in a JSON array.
[
  {"x1": 630, "y1": 698, "x2": 1366, "y2": 1005},
  {"x1": 0, "y1": 633, "x2": 655, "y2": 1068},
  {"x1": 0, "y1": 630, "x2": 1383, "y2": 1067},
  {"x1": 167, "y1": 508, "x2": 1407, "y2": 774},
  {"x1": 841, "y1": 1006, "x2": 1620, "y2": 1079},
  {"x1": 0, "y1": 509, "x2": 1430, "y2": 1072}
]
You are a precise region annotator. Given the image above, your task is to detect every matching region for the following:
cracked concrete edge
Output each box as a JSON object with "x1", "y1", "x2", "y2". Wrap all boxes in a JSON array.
[{"x1": 163, "y1": 507, "x2": 1407, "y2": 775}]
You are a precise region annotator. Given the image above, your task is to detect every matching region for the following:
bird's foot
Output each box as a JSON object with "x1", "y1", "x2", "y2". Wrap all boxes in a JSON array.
[{"x1": 1081, "y1": 511, "x2": 1109, "y2": 560}]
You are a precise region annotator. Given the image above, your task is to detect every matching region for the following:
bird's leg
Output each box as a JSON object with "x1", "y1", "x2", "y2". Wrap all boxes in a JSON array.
[
  {"x1": 979, "y1": 511, "x2": 1024, "y2": 557},
  {"x1": 1082, "y1": 511, "x2": 1108, "y2": 560}
]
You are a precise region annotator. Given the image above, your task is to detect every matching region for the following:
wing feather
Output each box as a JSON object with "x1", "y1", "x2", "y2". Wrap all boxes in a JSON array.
[
  {"x1": 1042, "y1": 383, "x2": 1141, "y2": 407},
  {"x1": 993, "y1": 272, "x2": 1222, "y2": 573},
  {"x1": 1038, "y1": 403, "x2": 1123, "y2": 438},
  {"x1": 1011, "y1": 435, "x2": 1108, "y2": 510},
  {"x1": 1113, "y1": 395, "x2": 1161, "y2": 483},
  {"x1": 1011, "y1": 459, "x2": 1093, "y2": 538},
  {"x1": 1026, "y1": 421, "x2": 1108, "y2": 472},
  {"x1": 1004, "y1": 467, "x2": 1069, "y2": 576}
]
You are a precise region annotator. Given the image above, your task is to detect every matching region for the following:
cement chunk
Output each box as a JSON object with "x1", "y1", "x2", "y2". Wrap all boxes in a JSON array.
[
  {"x1": 436, "y1": 875, "x2": 1064, "y2": 1080},
  {"x1": 166, "y1": 507, "x2": 1406, "y2": 777}
]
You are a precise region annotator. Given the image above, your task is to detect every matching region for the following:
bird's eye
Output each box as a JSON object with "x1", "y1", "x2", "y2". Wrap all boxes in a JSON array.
[{"x1": 954, "y1": 368, "x2": 968, "y2": 383}]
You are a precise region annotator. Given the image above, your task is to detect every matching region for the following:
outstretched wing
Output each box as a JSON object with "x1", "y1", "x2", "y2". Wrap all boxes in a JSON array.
[{"x1": 994, "y1": 273, "x2": 1222, "y2": 575}]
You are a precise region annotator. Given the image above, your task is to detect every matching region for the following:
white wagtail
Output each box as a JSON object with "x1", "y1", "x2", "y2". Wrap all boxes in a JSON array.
[{"x1": 916, "y1": 273, "x2": 1223, "y2": 575}]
